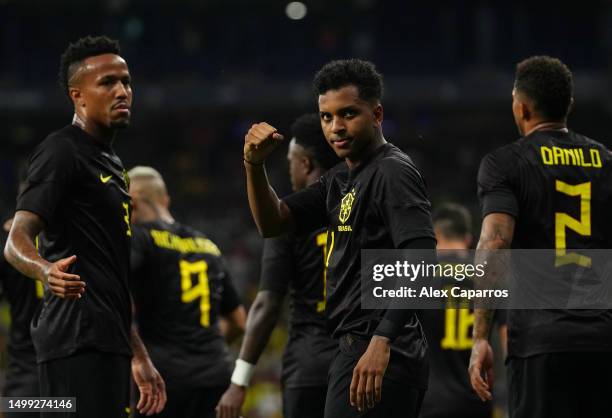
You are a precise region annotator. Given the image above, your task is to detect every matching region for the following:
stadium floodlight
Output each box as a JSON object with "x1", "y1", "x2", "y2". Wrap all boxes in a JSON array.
[{"x1": 285, "y1": 2, "x2": 307, "y2": 20}]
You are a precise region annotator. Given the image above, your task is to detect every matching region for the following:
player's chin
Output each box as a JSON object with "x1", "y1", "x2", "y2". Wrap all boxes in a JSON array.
[
  {"x1": 331, "y1": 147, "x2": 351, "y2": 159},
  {"x1": 110, "y1": 117, "x2": 131, "y2": 129}
]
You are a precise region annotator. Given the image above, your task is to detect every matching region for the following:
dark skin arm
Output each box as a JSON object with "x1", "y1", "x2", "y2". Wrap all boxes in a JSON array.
[
  {"x1": 216, "y1": 291, "x2": 284, "y2": 418},
  {"x1": 469, "y1": 213, "x2": 515, "y2": 402},
  {"x1": 218, "y1": 305, "x2": 247, "y2": 344},
  {"x1": 4, "y1": 210, "x2": 85, "y2": 299},
  {"x1": 131, "y1": 325, "x2": 167, "y2": 416},
  {"x1": 351, "y1": 237, "x2": 436, "y2": 412},
  {"x1": 244, "y1": 122, "x2": 295, "y2": 237}
]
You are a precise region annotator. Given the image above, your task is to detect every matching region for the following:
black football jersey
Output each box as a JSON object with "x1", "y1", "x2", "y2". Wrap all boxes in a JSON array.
[
  {"x1": 130, "y1": 220, "x2": 240, "y2": 389},
  {"x1": 260, "y1": 228, "x2": 336, "y2": 388},
  {"x1": 16, "y1": 125, "x2": 132, "y2": 362},
  {"x1": 478, "y1": 129, "x2": 612, "y2": 357},
  {"x1": 284, "y1": 143, "x2": 435, "y2": 388}
]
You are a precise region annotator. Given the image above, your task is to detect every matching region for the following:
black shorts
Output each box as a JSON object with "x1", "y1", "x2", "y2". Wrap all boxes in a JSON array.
[
  {"x1": 134, "y1": 386, "x2": 226, "y2": 418},
  {"x1": 324, "y1": 335, "x2": 425, "y2": 418},
  {"x1": 38, "y1": 350, "x2": 130, "y2": 418},
  {"x1": 283, "y1": 385, "x2": 327, "y2": 418},
  {"x1": 507, "y1": 352, "x2": 612, "y2": 418}
]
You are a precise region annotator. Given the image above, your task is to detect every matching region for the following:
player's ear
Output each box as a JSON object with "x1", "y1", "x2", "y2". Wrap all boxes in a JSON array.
[
  {"x1": 373, "y1": 103, "x2": 383, "y2": 127},
  {"x1": 69, "y1": 87, "x2": 83, "y2": 108},
  {"x1": 302, "y1": 156, "x2": 313, "y2": 174},
  {"x1": 520, "y1": 101, "x2": 532, "y2": 122}
]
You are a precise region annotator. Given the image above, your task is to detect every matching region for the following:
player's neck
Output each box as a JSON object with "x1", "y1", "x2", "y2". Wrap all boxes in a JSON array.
[
  {"x1": 345, "y1": 133, "x2": 387, "y2": 170},
  {"x1": 137, "y1": 205, "x2": 174, "y2": 224},
  {"x1": 524, "y1": 120, "x2": 568, "y2": 136},
  {"x1": 158, "y1": 209, "x2": 175, "y2": 224},
  {"x1": 72, "y1": 113, "x2": 116, "y2": 147}
]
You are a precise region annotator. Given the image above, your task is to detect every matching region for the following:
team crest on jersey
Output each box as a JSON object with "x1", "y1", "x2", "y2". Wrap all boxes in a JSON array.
[{"x1": 339, "y1": 188, "x2": 356, "y2": 224}]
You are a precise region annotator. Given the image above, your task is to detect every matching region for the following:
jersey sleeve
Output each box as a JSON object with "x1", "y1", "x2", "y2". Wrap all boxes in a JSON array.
[
  {"x1": 375, "y1": 158, "x2": 435, "y2": 248},
  {"x1": 16, "y1": 137, "x2": 77, "y2": 225},
  {"x1": 259, "y1": 235, "x2": 295, "y2": 295},
  {"x1": 477, "y1": 147, "x2": 519, "y2": 219},
  {"x1": 282, "y1": 175, "x2": 328, "y2": 234},
  {"x1": 130, "y1": 225, "x2": 152, "y2": 279},
  {"x1": 220, "y1": 263, "x2": 241, "y2": 315}
]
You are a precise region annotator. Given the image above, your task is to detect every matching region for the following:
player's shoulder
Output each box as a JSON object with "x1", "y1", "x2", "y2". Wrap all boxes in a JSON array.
[
  {"x1": 138, "y1": 220, "x2": 223, "y2": 257},
  {"x1": 30, "y1": 125, "x2": 81, "y2": 167},
  {"x1": 37, "y1": 125, "x2": 80, "y2": 152},
  {"x1": 486, "y1": 139, "x2": 523, "y2": 161},
  {"x1": 377, "y1": 143, "x2": 422, "y2": 179},
  {"x1": 479, "y1": 139, "x2": 523, "y2": 176},
  {"x1": 174, "y1": 222, "x2": 223, "y2": 257},
  {"x1": 571, "y1": 131, "x2": 612, "y2": 156}
]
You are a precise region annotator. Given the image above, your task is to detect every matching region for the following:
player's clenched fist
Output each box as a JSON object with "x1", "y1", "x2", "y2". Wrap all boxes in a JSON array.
[{"x1": 244, "y1": 122, "x2": 284, "y2": 165}]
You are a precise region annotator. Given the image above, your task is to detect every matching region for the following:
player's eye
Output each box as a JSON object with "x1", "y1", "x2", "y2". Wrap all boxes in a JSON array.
[
  {"x1": 320, "y1": 113, "x2": 332, "y2": 122},
  {"x1": 343, "y1": 109, "x2": 357, "y2": 118}
]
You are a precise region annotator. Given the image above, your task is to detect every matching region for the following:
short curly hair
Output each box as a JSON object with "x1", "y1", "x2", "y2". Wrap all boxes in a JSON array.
[
  {"x1": 313, "y1": 59, "x2": 383, "y2": 103},
  {"x1": 515, "y1": 55, "x2": 573, "y2": 121},
  {"x1": 58, "y1": 35, "x2": 121, "y2": 98},
  {"x1": 291, "y1": 113, "x2": 340, "y2": 170}
]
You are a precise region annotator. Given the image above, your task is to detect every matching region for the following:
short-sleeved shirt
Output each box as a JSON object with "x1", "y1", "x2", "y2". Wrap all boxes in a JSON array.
[
  {"x1": 130, "y1": 220, "x2": 241, "y2": 389},
  {"x1": 477, "y1": 129, "x2": 612, "y2": 358},
  {"x1": 16, "y1": 124, "x2": 133, "y2": 362},
  {"x1": 260, "y1": 228, "x2": 337, "y2": 388},
  {"x1": 283, "y1": 142, "x2": 435, "y2": 387},
  {"x1": 0, "y1": 225, "x2": 41, "y2": 395}
]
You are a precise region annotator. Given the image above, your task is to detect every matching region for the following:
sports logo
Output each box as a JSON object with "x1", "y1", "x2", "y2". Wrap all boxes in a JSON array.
[
  {"x1": 339, "y1": 188, "x2": 356, "y2": 224},
  {"x1": 100, "y1": 174, "x2": 112, "y2": 183}
]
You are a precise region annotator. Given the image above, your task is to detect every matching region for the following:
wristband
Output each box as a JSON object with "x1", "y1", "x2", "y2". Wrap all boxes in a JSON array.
[{"x1": 231, "y1": 359, "x2": 256, "y2": 387}]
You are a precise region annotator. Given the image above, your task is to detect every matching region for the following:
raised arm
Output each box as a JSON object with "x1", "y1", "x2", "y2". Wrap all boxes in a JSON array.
[
  {"x1": 244, "y1": 122, "x2": 295, "y2": 237},
  {"x1": 4, "y1": 210, "x2": 85, "y2": 299}
]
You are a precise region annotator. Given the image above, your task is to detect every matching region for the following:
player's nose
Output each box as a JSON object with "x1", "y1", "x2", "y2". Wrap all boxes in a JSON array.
[
  {"x1": 331, "y1": 116, "x2": 346, "y2": 134},
  {"x1": 114, "y1": 82, "x2": 129, "y2": 99}
]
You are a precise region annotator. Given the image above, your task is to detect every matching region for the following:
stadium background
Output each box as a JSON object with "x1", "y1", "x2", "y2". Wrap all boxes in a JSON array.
[{"x1": 0, "y1": 1, "x2": 611, "y2": 416}]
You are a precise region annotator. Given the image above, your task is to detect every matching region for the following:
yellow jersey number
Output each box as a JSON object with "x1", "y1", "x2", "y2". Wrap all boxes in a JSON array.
[
  {"x1": 122, "y1": 202, "x2": 132, "y2": 237},
  {"x1": 554, "y1": 180, "x2": 591, "y2": 267},
  {"x1": 316, "y1": 231, "x2": 333, "y2": 313},
  {"x1": 441, "y1": 307, "x2": 474, "y2": 350},
  {"x1": 179, "y1": 260, "x2": 211, "y2": 327}
]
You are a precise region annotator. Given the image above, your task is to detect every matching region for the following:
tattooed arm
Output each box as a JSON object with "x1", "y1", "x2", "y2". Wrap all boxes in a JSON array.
[{"x1": 469, "y1": 213, "x2": 515, "y2": 401}]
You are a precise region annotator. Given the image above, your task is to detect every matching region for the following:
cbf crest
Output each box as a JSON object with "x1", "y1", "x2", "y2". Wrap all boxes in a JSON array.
[{"x1": 339, "y1": 188, "x2": 356, "y2": 224}]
